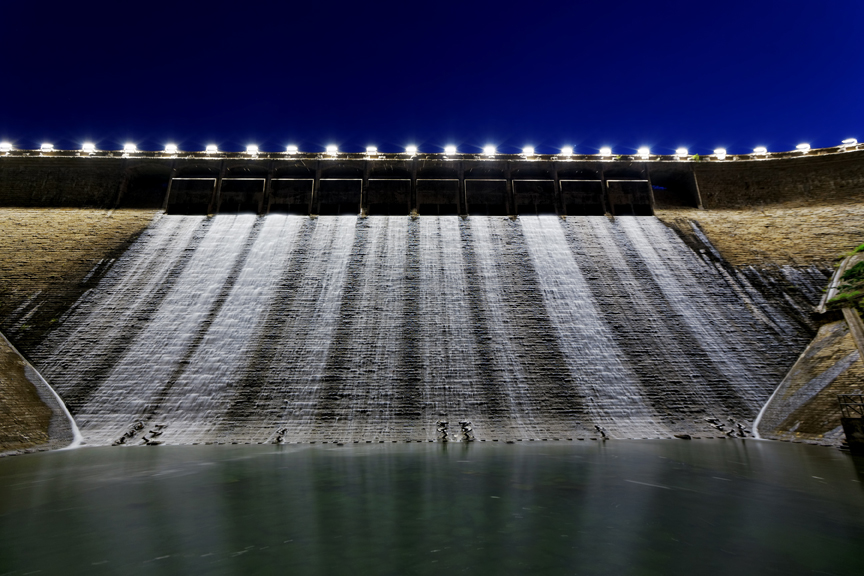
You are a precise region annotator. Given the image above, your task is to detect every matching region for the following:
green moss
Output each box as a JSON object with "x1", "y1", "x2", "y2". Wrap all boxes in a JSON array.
[{"x1": 842, "y1": 261, "x2": 864, "y2": 282}]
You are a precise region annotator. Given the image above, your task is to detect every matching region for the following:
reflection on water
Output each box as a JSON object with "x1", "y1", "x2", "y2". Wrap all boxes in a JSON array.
[{"x1": 1, "y1": 441, "x2": 863, "y2": 575}]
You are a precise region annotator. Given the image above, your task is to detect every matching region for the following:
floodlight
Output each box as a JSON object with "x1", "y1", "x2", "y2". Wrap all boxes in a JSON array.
[
  {"x1": 483, "y1": 145, "x2": 496, "y2": 156},
  {"x1": 560, "y1": 146, "x2": 573, "y2": 156},
  {"x1": 123, "y1": 143, "x2": 137, "y2": 153},
  {"x1": 164, "y1": 144, "x2": 178, "y2": 154},
  {"x1": 40, "y1": 143, "x2": 54, "y2": 152},
  {"x1": 205, "y1": 144, "x2": 218, "y2": 153},
  {"x1": 676, "y1": 148, "x2": 689, "y2": 158},
  {"x1": 246, "y1": 144, "x2": 259, "y2": 154},
  {"x1": 523, "y1": 146, "x2": 535, "y2": 156},
  {"x1": 82, "y1": 143, "x2": 96, "y2": 153},
  {"x1": 286, "y1": 145, "x2": 298, "y2": 154},
  {"x1": 0, "y1": 142, "x2": 12, "y2": 152},
  {"x1": 637, "y1": 147, "x2": 650, "y2": 159},
  {"x1": 714, "y1": 148, "x2": 727, "y2": 160},
  {"x1": 444, "y1": 145, "x2": 457, "y2": 155},
  {"x1": 366, "y1": 146, "x2": 377, "y2": 154},
  {"x1": 599, "y1": 147, "x2": 612, "y2": 157},
  {"x1": 842, "y1": 138, "x2": 857, "y2": 147},
  {"x1": 796, "y1": 143, "x2": 810, "y2": 153},
  {"x1": 326, "y1": 145, "x2": 338, "y2": 155},
  {"x1": 405, "y1": 145, "x2": 417, "y2": 155},
  {"x1": 753, "y1": 146, "x2": 767, "y2": 155}
]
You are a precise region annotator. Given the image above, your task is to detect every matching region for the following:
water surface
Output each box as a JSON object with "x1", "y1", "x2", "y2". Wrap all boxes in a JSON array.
[{"x1": 2, "y1": 440, "x2": 863, "y2": 575}]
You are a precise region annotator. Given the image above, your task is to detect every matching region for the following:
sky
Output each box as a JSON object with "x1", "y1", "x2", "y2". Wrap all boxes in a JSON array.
[{"x1": 1, "y1": 0, "x2": 861, "y2": 155}]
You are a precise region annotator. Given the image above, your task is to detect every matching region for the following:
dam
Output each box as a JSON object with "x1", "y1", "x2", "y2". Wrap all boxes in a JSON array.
[{"x1": 1, "y1": 145, "x2": 862, "y2": 448}]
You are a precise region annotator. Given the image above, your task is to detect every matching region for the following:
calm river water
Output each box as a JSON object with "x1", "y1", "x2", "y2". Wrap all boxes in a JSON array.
[{"x1": 1, "y1": 440, "x2": 863, "y2": 575}]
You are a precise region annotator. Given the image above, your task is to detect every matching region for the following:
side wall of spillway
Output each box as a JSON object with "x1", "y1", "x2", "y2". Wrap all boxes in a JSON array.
[{"x1": 1, "y1": 150, "x2": 862, "y2": 446}]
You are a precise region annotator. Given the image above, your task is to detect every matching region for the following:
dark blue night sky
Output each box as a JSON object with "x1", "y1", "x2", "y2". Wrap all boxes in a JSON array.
[{"x1": 2, "y1": 0, "x2": 861, "y2": 154}]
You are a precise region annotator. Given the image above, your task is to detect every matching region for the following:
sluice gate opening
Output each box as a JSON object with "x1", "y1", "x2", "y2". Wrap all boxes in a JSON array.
[{"x1": 159, "y1": 160, "x2": 703, "y2": 217}]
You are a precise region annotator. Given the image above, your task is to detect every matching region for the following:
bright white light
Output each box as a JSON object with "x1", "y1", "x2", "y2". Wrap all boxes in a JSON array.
[
  {"x1": 246, "y1": 144, "x2": 259, "y2": 154},
  {"x1": 599, "y1": 147, "x2": 612, "y2": 157},
  {"x1": 326, "y1": 145, "x2": 338, "y2": 154},
  {"x1": 0, "y1": 142, "x2": 12, "y2": 152},
  {"x1": 82, "y1": 142, "x2": 96, "y2": 153},
  {"x1": 444, "y1": 145, "x2": 457, "y2": 155},
  {"x1": 753, "y1": 146, "x2": 767, "y2": 155},
  {"x1": 483, "y1": 145, "x2": 496, "y2": 156},
  {"x1": 123, "y1": 143, "x2": 137, "y2": 153},
  {"x1": 676, "y1": 148, "x2": 689, "y2": 158},
  {"x1": 714, "y1": 148, "x2": 727, "y2": 160},
  {"x1": 405, "y1": 145, "x2": 417, "y2": 155},
  {"x1": 164, "y1": 144, "x2": 178, "y2": 154},
  {"x1": 40, "y1": 143, "x2": 54, "y2": 152},
  {"x1": 560, "y1": 146, "x2": 573, "y2": 156},
  {"x1": 842, "y1": 138, "x2": 857, "y2": 147},
  {"x1": 286, "y1": 145, "x2": 298, "y2": 154},
  {"x1": 523, "y1": 146, "x2": 535, "y2": 156},
  {"x1": 637, "y1": 147, "x2": 650, "y2": 159},
  {"x1": 366, "y1": 146, "x2": 377, "y2": 154},
  {"x1": 206, "y1": 144, "x2": 218, "y2": 153},
  {"x1": 796, "y1": 143, "x2": 810, "y2": 153}
]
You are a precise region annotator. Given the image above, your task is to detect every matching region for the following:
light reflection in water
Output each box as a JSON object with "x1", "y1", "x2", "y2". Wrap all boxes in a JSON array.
[{"x1": 1, "y1": 441, "x2": 864, "y2": 575}]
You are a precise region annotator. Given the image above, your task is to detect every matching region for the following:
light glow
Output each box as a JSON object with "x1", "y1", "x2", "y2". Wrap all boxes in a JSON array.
[
  {"x1": 796, "y1": 143, "x2": 810, "y2": 153},
  {"x1": 753, "y1": 146, "x2": 767, "y2": 155},
  {"x1": 0, "y1": 142, "x2": 12, "y2": 152},
  {"x1": 714, "y1": 148, "x2": 727, "y2": 160},
  {"x1": 326, "y1": 145, "x2": 338, "y2": 155},
  {"x1": 599, "y1": 147, "x2": 612, "y2": 157},
  {"x1": 483, "y1": 145, "x2": 496, "y2": 156},
  {"x1": 444, "y1": 145, "x2": 457, "y2": 155},
  {"x1": 286, "y1": 145, "x2": 298, "y2": 154},
  {"x1": 676, "y1": 148, "x2": 689, "y2": 158},
  {"x1": 405, "y1": 145, "x2": 417, "y2": 155},
  {"x1": 637, "y1": 147, "x2": 650, "y2": 159},
  {"x1": 205, "y1": 144, "x2": 218, "y2": 153},
  {"x1": 522, "y1": 146, "x2": 535, "y2": 156},
  {"x1": 123, "y1": 143, "x2": 137, "y2": 153},
  {"x1": 366, "y1": 146, "x2": 378, "y2": 154},
  {"x1": 560, "y1": 146, "x2": 573, "y2": 156},
  {"x1": 82, "y1": 143, "x2": 96, "y2": 153},
  {"x1": 40, "y1": 143, "x2": 54, "y2": 152},
  {"x1": 246, "y1": 144, "x2": 259, "y2": 154},
  {"x1": 164, "y1": 144, "x2": 178, "y2": 154},
  {"x1": 842, "y1": 138, "x2": 857, "y2": 147}
]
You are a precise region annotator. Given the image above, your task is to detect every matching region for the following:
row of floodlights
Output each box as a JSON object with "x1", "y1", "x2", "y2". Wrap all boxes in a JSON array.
[{"x1": 1, "y1": 140, "x2": 859, "y2": 157}]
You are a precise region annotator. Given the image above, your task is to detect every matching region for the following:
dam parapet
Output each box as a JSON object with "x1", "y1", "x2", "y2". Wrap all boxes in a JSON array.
[{"x1": 2, "y1": 147, "x2": 862, "y2": 216}]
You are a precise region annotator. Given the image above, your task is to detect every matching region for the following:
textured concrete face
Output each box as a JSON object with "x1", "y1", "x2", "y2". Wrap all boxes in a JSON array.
[
  {"x1": 757, "y1": 320, "x2": 864, "y2": 444},
  {"x1": 26, "y1": 214, "x2": 817, "y2": 446}
]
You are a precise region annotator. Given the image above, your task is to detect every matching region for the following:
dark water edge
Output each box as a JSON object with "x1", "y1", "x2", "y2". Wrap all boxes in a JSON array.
[{"x1": 1, "y1": 441, "x2": 863, "y2": 576}]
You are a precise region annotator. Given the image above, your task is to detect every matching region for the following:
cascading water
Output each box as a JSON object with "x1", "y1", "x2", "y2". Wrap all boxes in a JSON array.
[{"x1": 33, "y1": 214, "x2": 814, "y2": 445}]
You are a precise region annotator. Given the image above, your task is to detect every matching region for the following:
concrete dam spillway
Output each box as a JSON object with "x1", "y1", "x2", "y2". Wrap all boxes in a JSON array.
[
  {"x1": 4, "y1": 146, "x2": 863, "y2": 450},
  {"x1": 29, "y1": 213, "x2": 816, "y2": 445}
]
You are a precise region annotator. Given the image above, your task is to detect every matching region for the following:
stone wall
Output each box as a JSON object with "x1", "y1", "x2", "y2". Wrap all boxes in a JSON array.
[{"x1": 0, "y1": 209, "x2": 159, "y2": 354}]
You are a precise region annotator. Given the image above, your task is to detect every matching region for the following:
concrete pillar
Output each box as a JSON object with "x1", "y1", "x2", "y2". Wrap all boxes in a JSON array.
[
  {"x1": 311, "y1": 160, "x2": 322, "y2": 215},
  {"x1": 551, "y1": 162, "x2": 562, "y2": 216},
  {"x1": 458, "y1": 161, "x2": 466, "y2": 216},
  {"x1": 361, "y1": 161, "x2": 370, "y2": 216},
  {"x1": 644, "y1": 162, "x2": 656, "y2": 215},
  {"x1": 210, "y1": 160, "x2": 226, "y2": 216},
  {"x1": 410, "y1": 158, "x2": 418, "y2": 214},
  {"x1": 504, "y1": 161, "x2": 514, "y2": 216},
  {"x1": 262, "y1": 160, "x2": 274, "y2": 215},
  {"x1": 162, "y1": 162, "x2": 177, "y2": 211},
  {"x1": 599, "y1": 165, "x2": 611, "y2": 215}
]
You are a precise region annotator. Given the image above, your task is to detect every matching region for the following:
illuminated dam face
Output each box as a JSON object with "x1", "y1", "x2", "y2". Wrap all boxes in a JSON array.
[{"x1": 31, "y1": 213, "x2": 820, "y2": 445}]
